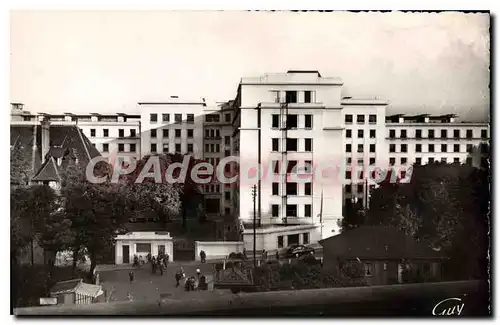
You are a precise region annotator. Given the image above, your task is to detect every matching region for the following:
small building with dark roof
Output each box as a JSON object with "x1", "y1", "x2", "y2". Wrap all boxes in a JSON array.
[
  {"x1": 319, "y1": 226, "x2": 447, "y2": 285},
  {"x1": 49, "y1": 278, "x2": 103, "y2": 305}
]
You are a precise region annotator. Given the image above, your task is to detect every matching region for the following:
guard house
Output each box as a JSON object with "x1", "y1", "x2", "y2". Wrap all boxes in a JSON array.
[
  {"x1": 115, "y1": 231, "x2": 174, "y2": 264},
  {"x1": 49, "y1": 279, "x2": 103, "y2": 305}
]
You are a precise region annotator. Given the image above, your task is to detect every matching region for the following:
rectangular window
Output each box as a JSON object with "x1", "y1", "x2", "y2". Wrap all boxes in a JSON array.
[
  {"x1": 415, "y1": 157, "x2": 422, "y2": 165},
  {"x1": 286, "y1": 182, "x2": 298, "y2": 195},
  {"x1": 130, "y1": 129, "x2": 137, "y2": 137},
  {"x1": 187, "y1": 114, "x2": 194, "y2": 124},
  {"x1": 150, "y1": 143, "x2": 157, "y2": 153},
  {"x1": 358, "y1": 130, "x2": 364, "y2": 138},
  {"x1": 466, "y1": 129, "x2": 473, "y2": 139},
  {"x1": 441, "y1": 129, "x2": 447, "y2": 139},
  {"x1": 305, "y1": 160, "x2": 313, "y2": 173},
  {"x1": 272, "y1": 205, "x2": 280, "y2": 218},
  {"x1": 346, "y1": 144, "x2": 352, "y2": 153},
  {"x1": 272, "y1": 183, "x2": 279, "y2": 196},
  {"x1": 150, "y1": 113, "x2": 157, "y2": 123},
  {"x1": 205, "y1": 114, "x2": 220, "y2": 123},
  {"x1": 416, "y1": 129, "x2": 422, "y2": 139},
  {"x1": 225, "y1": 150, "x2": 230, "y2": 157},
  {"x1": 287, "y1": 115, "x2": 298, "y2": 129},
  {"x1": 304, "y1": 91, "x2": 312, "y2": 103},
  {"x1": 286, "y1": 138, "x2": 298, "y2": 151},
  {"x1": 272, "y1": 114, "x2": 279, "y2": 128},
  {"x1": 369, "y1": 114, "x2": 377, "y2": 124},
  {"x1": 390, "y1": 157, "x2": 395, "y2": 165},
  {"x1": 305, "y1": 114, "x2": 313, "y2": 129},
  {"x1": 303, "y1": 233, "x2": 310, "y2": 245},
  {"x1": 369, "y1": 157, "x2": 375, "y2": 165},
  {"x1": 400, "y1": 130, "x2": 407, "y2": 139},
  {"x1": 346, "y1": 129, "x2": 352, "y2": 138},
  {"x1": 225, "y1": 191, "x2": 230, "y2": 200},
  {"x1": 150, "y1": 129, "x2": 157, "y2": 138},
  {"x1": 357, "y1": 158, "x2": 364, "y2": 166},
  {"x1": 357, "y1": 115, "x2": 365, "y2": 124},
  {"x1": 272, "y1": 138, "x2": 279, "y2": 151},
  {"x1": 370, "y1": 130, "x2": 376, "y2": 138},
  {"x1": 345, "y1": 171, "x2": 351, "y2": 179},
  {"x1": 285, "y1": 91, "x2": 297, "y2": 103},
  {"x1": 163, "y1": 129, "x2": 169, "y2": 138},
  {"x1": 187, "y1": 129, "x2": 193, "y2": 138},
  {"x1": 369, "y1": 144, "x2": 375, "y2": 153},
  {"x1": 102, "y1": 143, "x2": 109, "y2": 152},
  {"x1": 429, "y1": 157, "x2": 435, "y2": 163},
  {"x1": 175, "y1": 143, "x2": 181, "y2": 153},
  {"x1": 428, "y1": 130, "x2": 435, "y2": 139},
  {"x1": 175, "y1": 114, "x2": 182, "y2": 123},
  {"x1": 103, "y1": 129, "x2": 109, "y2": 137},
  {"x1": 401, "y1": 144, "x2": 407, "y2": 153},
  {"x1": 345, "y1": 114, "x2": 353, "y2": 123},
  {"x1": 305, "y1": 182, "x2": 312, "y2": 195},
  {"x1": 357, "y1": 184, "x2": 363, "y2": 193},
  {"x1": 286, "y1": 204, "x2": 297, "y2": 217},
  {"x1": 401, "y1": 157, "x2": 407, "y2": 164},
  {"x1": 481, "y1": 129, "x2": 488, "y2": 138},
  {"x1": 304, "y1": 205, "x2": 311, "y2": 218},
  {"x1": 389, "y1": 129, "x2": 395, "y2": 138},
  {"x1": 277, "y1": 235, "x2": 284, "y2": 248},
  {"x1": 273, "y1": 160, "x2": 280, "y2": 174},
  {"x1": 429, "y1": 144, "x2": 435, "y2": 153},
  {"x1": 389, "y1": 144, "x2": 396, "y2": 153},
  {"x1": 287, "y1": 160, "x2": 298, "y2": 174},
  {"x1": 305, "y1": 138, "x2": 313, "y2": 152},
  {"x1": 118, "y1": 129, "x2": 124, "y2": 138},
  {"x1": 90, "y1": 129, "x2": 96, "y2": 137},
  {"x1": 441, "y1": 144, "x2": 447, "y2": 153},
  {"x1": 187, "y1": 143, "x2": 193, "y2": 153},
  {"x1": 357, "y1": 144, "x2": 363, "y2": 153},
  {"x1": 175, "y1": 129, "x2": 181, "y2": 138},
  {"x1": 162, "y1": 113, "x2": 170, "y2": 122},
  {"x1": 467, "y1": 144, "x2": 473, "y2": 153},
  {"x1": 441, "y1": 158, "x2": 447, "y2": 163},
  {"x1": 118, "y1": 144, "x2": 124, "y2": 152},
  {"x1": 224, "y1": 136, "x2": 230, "y2": 145},
  {"x1": 454, "y1": 144, "x2": 460, "y2": 152},
  {"x1": 364, "y1": 263, "x2": 373, "y2": 276},
  {"x1": 416, "y1": 144, "x2": 422, "y2": 152},
  {"x1": 454, "y1": 157, "x2": 460, "y2": 163},
  {"x1": 454, "y1": 129, "x2": 460, "y2": 138},
  {"x1": 345, "y1": 184, "x2": 352, "y2": 193},
  {"x1": 163, "y1": 143, "x2": 170, "y2": 153},
  {"x1": 136, "y1": 243, "x2": 152, "y2": 253},
  {"x1": 225, "y1": 113, "x2": 231, "y2": 122}
]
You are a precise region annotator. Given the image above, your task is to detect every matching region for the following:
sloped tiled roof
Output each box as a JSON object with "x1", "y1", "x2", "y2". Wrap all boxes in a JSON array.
[
  {"x1": 10, "y1": 124, "x2": 101, "y2": 183},
  {"x1": 50, "y1": 278, "x2": 83, "y2": 295},
  {"x1": 319, "y1": 226, "x2": 446, "y2": 260}
]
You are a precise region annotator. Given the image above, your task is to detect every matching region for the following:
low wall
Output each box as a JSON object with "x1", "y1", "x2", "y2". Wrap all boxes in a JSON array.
[{"x1": 194, "y1": 241, "x2": 244, "y2": 261}]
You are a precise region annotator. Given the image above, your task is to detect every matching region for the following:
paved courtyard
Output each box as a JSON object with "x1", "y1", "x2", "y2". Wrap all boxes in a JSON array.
[{"x1": 98, "y1": 262, "x2": 233, "y2": 303}]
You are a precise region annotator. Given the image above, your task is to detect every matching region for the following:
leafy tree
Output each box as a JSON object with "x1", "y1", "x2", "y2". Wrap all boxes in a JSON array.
[
  {"x1": 341, "y1": 200, "x2": 365, "y2": 232},
  {"x1": 10, "y1": 142, "x2": 32, "y2": 187}
]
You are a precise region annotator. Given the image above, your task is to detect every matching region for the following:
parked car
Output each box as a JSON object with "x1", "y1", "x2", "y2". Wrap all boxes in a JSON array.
[{"x1": 284, "y1": 244, "x2": 314, "y2": 258}]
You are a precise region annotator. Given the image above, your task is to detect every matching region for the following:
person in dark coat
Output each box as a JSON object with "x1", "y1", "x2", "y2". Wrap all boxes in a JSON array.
[
  {"x1": 129, "y1": 271, "x2": 134, "y2": 283},
  {"x1": 152, "y1": 257, "x2": 157, "y2": 274},
  {"x1": 175, "y1": 271, "x2": 182, "y2": 287},
  {"x1": 200, "y1": 250, "x2": 206, "y2": 263}
]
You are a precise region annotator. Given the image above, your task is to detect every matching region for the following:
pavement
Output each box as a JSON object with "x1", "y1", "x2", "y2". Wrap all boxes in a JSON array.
[{"x1": 97, "y1": 261, "x2": 232, "y2": 303}]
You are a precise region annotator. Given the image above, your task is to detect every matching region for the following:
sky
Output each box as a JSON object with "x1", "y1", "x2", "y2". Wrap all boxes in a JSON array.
[{"x1": 10, "y1": 11, "x2": 490, "y2": 121}]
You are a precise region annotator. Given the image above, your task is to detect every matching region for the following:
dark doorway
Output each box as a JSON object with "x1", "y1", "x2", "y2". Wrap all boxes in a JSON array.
[
  {"x1": 122, "y1": 245, "x2": 130, "y2": 264},
  {"x1": 287, "y1": 234, "x2": 299, "y2": 246}
]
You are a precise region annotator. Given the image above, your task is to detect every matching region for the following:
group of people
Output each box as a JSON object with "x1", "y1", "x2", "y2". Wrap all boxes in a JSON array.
[
  {"x1": 148, "y1": 252, "x2": 169, "y2": 276},
  {"x1": 176, "y1": 268, "x2": 207, "y2": 291}
]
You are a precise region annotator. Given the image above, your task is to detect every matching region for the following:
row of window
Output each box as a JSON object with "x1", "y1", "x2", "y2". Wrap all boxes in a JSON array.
[
  {"x1": 272, "y1": 182, "x2": 312, "y2": 196},
  {"x1": 151, "y1": 128, "x2": 193, "y2": 139},
  {"x1": 277, "y1": 233, "x2": 309, "y2": 249},
  {"x1": 346, "y1": 144, "x2": 376, "y2": 153},
  {"x1": 90, "y1": 128, "x2": 137, "y2": 138},
  {"x1": 345, "y1": 184, "x2": 373, "y2": 194},
  {"x1": 205, "y1": 143, "x2": 221, "y2": 153},
  {"x1": 345, "y1": 114, "x2": 377, "y2": 124},
  {"x1": 271, "y1": 204, "x2": 312, "y2": 218},
  {"x1": 389, "y1": 143, "x2": 478, "y2": 153},
  {"x1": 346, "y1": 157, "x2": 377, "y2": 165},
  {"x1": 150, "y1": 113, "x2": 195, "y2": 124},
  {"x1": 389, "y1": 128, "x2": 488, "y2": 139},
  {"x1": 92, "y1": 143, "x2": 137, "y2": 153},
  {"x1": 272, "y1": 90, "x2": 316, "y2": 104},
  {"x1": 271, "y1": 114, "x2": 313, "y2": 129},
  {"x1": 346, "y1": 129, "x2": 377, "y2": 139},
  {"x1": 272, "y1": 138, "x2": 313, "y2": 152},
  {"x1": 390, "y1": 157, "x2": 473, "y2": 166},
  {"x1": 150, "y1": 143, "x2": 194, "y2": 154}
]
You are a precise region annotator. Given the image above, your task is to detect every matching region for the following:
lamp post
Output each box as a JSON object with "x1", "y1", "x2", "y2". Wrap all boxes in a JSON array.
[{"x1": 251, "y1": 185, "x2": 257, "y2": 268}]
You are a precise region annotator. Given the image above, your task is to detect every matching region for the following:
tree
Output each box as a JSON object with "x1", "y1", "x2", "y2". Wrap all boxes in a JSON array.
[
  {"x1": 367, "y1": 162, "x2": 490, "y2": 280},
  {"x1": 341, "y1": 200, "x2": 365, "y2": 232},
  {"x1": 10, "y1": 142, "x2": 32, "y2": 187}
]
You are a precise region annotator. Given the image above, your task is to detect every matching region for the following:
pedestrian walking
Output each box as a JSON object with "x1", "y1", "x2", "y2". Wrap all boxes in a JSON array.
[
  {"x1": 200, "y1": 250, "x2": 206, "y2": 263},
  {"x1": 275, "y1": 250, "x2": 280, "y2": 261},
  {"x1": 152, "y1": 257, "x2": 157, "y2": 274},
  {"x1": 159, "y1": 263, "x2": 164, "y2": 276},
  {"x1": 175, "y1": 270, "x2": 182, "y2": 287},
  {"x1": 128, "y1": 271, "x2": 134, "y2": 283}
]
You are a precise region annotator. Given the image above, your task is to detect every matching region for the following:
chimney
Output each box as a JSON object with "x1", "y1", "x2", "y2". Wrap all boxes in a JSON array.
[{"x1": 41, "y1": 119, "x2": 50, "y2": 164}]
